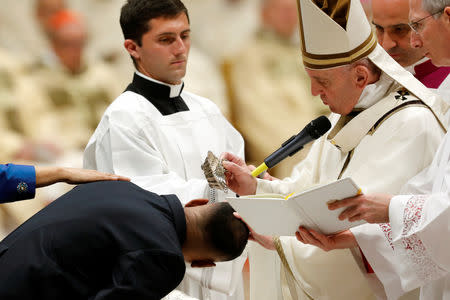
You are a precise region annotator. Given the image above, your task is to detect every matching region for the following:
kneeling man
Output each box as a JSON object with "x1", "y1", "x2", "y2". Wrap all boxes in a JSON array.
[{"x1": 0, "y1": 181, "x2": 249, "y2": 300}]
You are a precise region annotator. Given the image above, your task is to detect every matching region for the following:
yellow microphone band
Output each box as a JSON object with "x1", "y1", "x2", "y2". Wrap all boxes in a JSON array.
[{"x1": 251, "y1": 162, "x2": 268, "y2": 177}]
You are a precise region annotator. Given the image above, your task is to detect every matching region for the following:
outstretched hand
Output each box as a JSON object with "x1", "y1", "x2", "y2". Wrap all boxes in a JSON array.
[
  {"x1": 233, "y1": 212, "x2": 275, "y2": 251},
  {"x1": 328, "y1": 193, "x2": 392, "y2": 224},
  {"x1": 35, "y1": 166, "x2": 130, "y2": 188},
  {"x1": 221, "y1": 152, "x2": 257, "y2": 196},
  {"x1": 295, "y1": 227, "x2": 358, "y2": 251}
]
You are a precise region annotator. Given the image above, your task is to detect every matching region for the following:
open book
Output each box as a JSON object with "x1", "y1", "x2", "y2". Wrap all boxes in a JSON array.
[{"x1": 227, "y1": 178, "x2": 366, "y2": 236}]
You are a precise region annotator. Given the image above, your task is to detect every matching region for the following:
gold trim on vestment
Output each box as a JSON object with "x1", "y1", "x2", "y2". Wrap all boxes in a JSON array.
[
  {"x1": 338, "y1": 149, "x2": 354, "y2": 179},
  {"x1": 274, "y1": 237, "x2": 314, "y2": 300},
  {"x1": 274, "y1": 237, "x2": 294, "y2": 278},
  {"x1": 368, "y1": 102, "x2": 428, "y2": 135},
  {"x1": 297, "y1": 0, "x2": 306, "y2": 53}
]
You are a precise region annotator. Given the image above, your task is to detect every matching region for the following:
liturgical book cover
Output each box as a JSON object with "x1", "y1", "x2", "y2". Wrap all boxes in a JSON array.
[{"x1": 227, "y1": 178, "x2": 366, "y2": 236}]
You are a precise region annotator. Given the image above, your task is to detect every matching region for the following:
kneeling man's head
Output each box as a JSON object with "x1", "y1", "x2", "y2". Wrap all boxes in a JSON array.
[{"x1": 183, "y1": 200, "x2": 249, "y2": 267}]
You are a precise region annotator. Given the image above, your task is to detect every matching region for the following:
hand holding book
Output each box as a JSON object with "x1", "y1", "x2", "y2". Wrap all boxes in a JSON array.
[
  {"x1": 227, "y1": 178, "x2": 366, "y2": 236},
  {"x1": 295, "y1": 228, "x2": 358, "y2": 251}
]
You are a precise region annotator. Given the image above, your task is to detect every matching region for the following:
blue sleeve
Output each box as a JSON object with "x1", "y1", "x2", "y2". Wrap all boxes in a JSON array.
[{"x1": 0, "y1": 164, "x2": 36, "y2": 203}]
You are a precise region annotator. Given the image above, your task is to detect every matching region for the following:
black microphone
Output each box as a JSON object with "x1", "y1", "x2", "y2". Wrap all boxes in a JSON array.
[{"x1": 251, "y1": 116, "x2": 332, "y2": 177}]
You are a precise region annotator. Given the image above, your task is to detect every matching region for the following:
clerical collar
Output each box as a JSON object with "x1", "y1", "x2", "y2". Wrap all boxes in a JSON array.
[
  {"x1": 125, "y1": 71, "x2": 189, "y2": 116},
  {"x1": 135, "y1": 71, "x2": 184, "y2": 98}
]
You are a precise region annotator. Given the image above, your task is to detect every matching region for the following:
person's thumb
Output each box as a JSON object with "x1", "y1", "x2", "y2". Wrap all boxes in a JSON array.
[{"x1": 222, "y1": 160, "x2": 240, "y2": 173}]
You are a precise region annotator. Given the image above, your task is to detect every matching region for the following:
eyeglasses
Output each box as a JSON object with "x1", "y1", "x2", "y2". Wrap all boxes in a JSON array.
[{"x1": 408, "y1": 9, "x2": 444, "y2": 33}]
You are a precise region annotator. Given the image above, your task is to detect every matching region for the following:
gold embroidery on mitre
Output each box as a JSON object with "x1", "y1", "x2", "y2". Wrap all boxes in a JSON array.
[
  {"x1": 312, "y1": 0, "x2": 350, "y2": 29},
  {"x1": 296, "y1": 0, "x2": 377, "y2": 69},
  {"x1": 302, "y1": 32, "x2": 377, "y2": 69}
]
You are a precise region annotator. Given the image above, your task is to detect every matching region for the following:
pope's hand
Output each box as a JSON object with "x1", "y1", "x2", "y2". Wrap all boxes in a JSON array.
[
  {"x1": 247, "y1": 164, "x2": 278, "y2": 181},
  {"x1": 295, "y1": 228, "x2": 357, "y2": 251},
  {"x1": 221, "y1": 152, "x2": 257, "y2": 196},
  {"x1": 234, "y1": 212, "x2": 275, "y2": 250}
]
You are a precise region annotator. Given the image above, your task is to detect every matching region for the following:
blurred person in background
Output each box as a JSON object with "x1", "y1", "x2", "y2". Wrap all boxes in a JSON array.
[
  {"x1": 67, "y1": 0, "x2": 133, "y2": 88},
  {"x1": 0, "y1": 0, "x2": 66, "y2": 65},
  {"x1": 184, "y1": 45, "x2": 231, "y2": 119},
  {"x1": 0, "y1": 47, "x2": 65, "y2": 238},
  {"x1": 183, "y1": 0, "x2": 263, "y2": 119},
  {"x1": 26, "y1": 9, "x2": 122, "y2": 212},
  {"x1": 27, "y1": 10, "x2": 122, "y2": 153},
  {"x1": 0, "y1": 2, "x2": 122, "y2": 239},
  {"x1": 184, "y1": 0, "x2": 259, "y2": 65},
  {"x1": 372, "y1": 0, "x2": 450, "y2": 111},
  {"x1": 0, "y1": 48, "x2": 60, "y2": 164},
  {"x1": 0, "y1": 46, "x2": 127, "y2": 238},
  {"x1": 36, "y1": 0, "x2": 67, "y2": 37}
]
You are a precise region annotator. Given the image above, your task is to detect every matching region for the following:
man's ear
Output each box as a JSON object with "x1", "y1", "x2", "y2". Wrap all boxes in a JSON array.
[
  {"x1": 191, "y1": 260, "x2": 216, "y2": 268},
  {"x1": 444, "y1": 7, "x2": 450, "y2": 23},
  {"x1": 353, "y1": 65, "x2": 369, "y2": 89},
  {"x1": 185, "y1": 199, "x2": 209, "y2": 207},
  {"x1": 124, "y1": 39, "x2": 140, "y2": 60}
]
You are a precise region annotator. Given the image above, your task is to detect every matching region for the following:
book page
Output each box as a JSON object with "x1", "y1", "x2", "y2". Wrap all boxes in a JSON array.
[
  {"x1": 227, "y1": 197, "x2": 301, "y2": 236},
  {"x1": 288, "y1": 178, "x2": 365, "y2": 235}
]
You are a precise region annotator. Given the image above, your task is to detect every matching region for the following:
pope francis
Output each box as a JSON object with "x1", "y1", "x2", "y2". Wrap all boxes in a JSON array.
[{"x1": 222, "y1": 0, "x2": 449, "y2": 299}]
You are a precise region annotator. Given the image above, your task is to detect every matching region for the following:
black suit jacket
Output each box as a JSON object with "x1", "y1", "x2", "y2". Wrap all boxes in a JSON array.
[{"x1": 0, "y1": 181, "x2": 186, "y2": 300}]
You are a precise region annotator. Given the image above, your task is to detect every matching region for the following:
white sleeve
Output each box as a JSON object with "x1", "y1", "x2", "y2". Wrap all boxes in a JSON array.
[
  {"x1": 84, "y1": 121, "x2": 210, "y2": 205},
  {"x1": 387, "y1": 194, "x2": 450, "y2": 292}
]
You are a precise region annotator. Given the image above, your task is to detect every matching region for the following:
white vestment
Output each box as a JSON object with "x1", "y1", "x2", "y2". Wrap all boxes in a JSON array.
[
  {"x1": 437, "y1": 75, "x2": 450, "y2": 119},
  {"x1": 254, "y1": 73, "x2": 447, "y2": 300},
  {"x1": 84, "y1": 72, "x2": 246, "y2": 300},
  {"x1": 362, "y1": 130, "x2": 450, "y2": 299}
]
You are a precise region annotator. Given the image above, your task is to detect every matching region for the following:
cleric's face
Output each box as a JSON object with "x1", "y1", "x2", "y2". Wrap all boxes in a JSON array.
[
  {"x1": 409, "y1": 0, "x2": 450, "y2": 66},
  {"x1": 132, "y1": 13, "x2": 191, "y2": 84},
  {"x1": 372, "y1": 0, "x2": 425, "y2": 67}
]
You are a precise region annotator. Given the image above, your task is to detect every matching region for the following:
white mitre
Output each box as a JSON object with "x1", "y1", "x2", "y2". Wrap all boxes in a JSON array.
[{"x1": 296, "y1": 0, "x2": 448, "y2": 127}]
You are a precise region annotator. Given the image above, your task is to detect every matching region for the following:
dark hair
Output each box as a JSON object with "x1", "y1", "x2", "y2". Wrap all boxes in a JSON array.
[
  {"x1": 120, "y1": 0, "x2": 189, "y2": 46},
  {"x1": 204, "y1": 203, "x2": 249, "y2": 261}
]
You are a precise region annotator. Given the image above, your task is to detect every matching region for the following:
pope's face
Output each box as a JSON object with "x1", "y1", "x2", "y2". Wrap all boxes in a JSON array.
[
  {"x1": 134, "y1": 13, "x2": 191, "y2": 84},
  {"x1": 409, "y1": 0, "x2": 450, "y2": 66},
  {"x1": 372, "y1": 0, "x2": 425, "y2": 67},
  {"x1": 306, "y1": 67, "x2": 361, "y2": 116}
]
